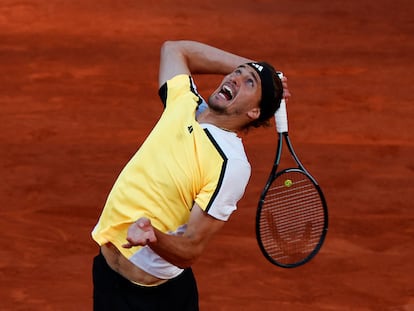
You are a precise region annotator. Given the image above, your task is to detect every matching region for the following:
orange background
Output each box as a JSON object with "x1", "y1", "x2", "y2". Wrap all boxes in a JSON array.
[{"x1": 1, "y1": 1, "x2": 413, "y2": 310}]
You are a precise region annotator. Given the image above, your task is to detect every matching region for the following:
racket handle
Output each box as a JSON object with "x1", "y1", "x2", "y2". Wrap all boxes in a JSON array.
[{"x1": 275, "y1": 72, "x2": 288, "y2": 133}]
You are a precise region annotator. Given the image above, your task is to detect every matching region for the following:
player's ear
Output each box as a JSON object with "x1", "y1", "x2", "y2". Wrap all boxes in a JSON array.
[{"x1": 247, "y1": 107, "x2": 260, "y2": 120}]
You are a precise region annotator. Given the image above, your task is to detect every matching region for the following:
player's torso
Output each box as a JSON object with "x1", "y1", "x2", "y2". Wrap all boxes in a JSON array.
[{"x1": 109, "y1": 105, "x2": 224, "y2": 232}]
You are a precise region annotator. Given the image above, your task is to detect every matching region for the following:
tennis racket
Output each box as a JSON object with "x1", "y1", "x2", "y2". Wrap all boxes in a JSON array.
[{"x1": 256, "y1": 73, "x2": 328, "y2": 268}]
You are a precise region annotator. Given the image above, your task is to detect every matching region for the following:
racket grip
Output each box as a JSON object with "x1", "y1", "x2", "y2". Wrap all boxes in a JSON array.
[{"x1": 275, "y1": 72, "x2": 288, "y2": 133}]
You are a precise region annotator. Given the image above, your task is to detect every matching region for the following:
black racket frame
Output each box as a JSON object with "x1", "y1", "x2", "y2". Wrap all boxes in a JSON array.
[{"x1": 256, "y1": 132, "x2": 329, "y2": 268}]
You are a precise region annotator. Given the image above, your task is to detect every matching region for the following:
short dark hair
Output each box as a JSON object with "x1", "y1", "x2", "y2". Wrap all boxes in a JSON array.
[{"x1": 246, "y1": 62, "x2": 284, "y2": 128}]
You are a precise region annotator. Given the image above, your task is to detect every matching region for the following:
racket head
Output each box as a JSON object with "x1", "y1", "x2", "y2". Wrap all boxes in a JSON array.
[{"x1": 256, "y1": 168, "x2": 328, "y2": 268}]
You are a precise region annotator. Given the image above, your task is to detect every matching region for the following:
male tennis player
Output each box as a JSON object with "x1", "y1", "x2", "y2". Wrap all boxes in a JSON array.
[{"x1": 92, "y1": 40, "x2": 288, "y2": 311}]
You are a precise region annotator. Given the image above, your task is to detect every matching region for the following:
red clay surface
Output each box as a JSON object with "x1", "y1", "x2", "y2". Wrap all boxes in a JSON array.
[{"x1": 1, "y1": 1, "x2": 413, "y2": 310}]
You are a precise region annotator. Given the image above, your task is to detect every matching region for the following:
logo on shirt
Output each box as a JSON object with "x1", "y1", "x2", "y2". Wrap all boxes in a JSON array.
[{"x1": 187, "y1": 125, "x2": 193, "y2": 134}]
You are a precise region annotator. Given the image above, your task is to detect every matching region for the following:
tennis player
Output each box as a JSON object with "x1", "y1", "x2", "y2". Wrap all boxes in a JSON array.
[{"x1": 91, "y1": 40, "x2": 288, "y2": 311}]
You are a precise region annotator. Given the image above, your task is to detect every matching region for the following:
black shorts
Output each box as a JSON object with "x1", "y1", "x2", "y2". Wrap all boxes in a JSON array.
[{"x1": 92, "y1": 252, "x2": 199, "y2": 311}]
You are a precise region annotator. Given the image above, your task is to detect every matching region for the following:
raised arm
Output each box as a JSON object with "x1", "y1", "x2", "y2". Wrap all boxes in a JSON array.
[{"x1": 158, "y1": 40, "x2": 253, "y2": 88}]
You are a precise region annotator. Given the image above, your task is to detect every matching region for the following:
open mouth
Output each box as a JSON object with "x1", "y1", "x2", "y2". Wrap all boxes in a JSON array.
[{"x1": 219, "y1": 84, "x2": 234, "y2": 100}]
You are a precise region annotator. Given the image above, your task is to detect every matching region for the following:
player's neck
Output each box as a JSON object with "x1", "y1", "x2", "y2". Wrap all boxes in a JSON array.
[{"x1": 197, "y1": 109, "x2": 240, "y2": 133}]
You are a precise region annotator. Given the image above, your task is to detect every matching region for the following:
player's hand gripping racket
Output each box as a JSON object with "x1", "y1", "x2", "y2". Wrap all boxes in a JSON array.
[{"x1": 256, "y1": 73, "x2": 328, "y2": 268}]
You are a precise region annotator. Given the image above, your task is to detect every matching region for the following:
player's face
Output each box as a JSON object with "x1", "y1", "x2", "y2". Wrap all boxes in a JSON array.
[{"x1": 208, "y1": 65, "x2": 262, "y2": 116}]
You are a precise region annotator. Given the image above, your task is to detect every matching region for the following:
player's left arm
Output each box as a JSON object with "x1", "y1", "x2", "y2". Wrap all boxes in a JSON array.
[
  {"x1": 122, "y1": 203, "x2": 225, "y2": 268},
  {"x1": 158, "y1": 40, "x2": 253, "y2": 89}
]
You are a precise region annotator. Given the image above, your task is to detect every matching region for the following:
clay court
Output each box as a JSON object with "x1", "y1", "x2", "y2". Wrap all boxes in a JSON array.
[{"x1": 1, "y1": 0, "x2": 413, "y2": 310}]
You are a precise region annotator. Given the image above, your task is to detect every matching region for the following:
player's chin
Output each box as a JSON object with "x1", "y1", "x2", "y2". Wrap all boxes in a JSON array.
[{"x1": 209, "y1": 94, "x2": 231, "y2": 109}]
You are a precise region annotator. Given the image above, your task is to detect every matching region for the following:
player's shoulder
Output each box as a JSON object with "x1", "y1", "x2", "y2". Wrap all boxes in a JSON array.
[
  {"x1": 159, "y1": 74, "x2": 197, "y2": 107},
  {"x1": 202, "y1": 124, "x2": 249, "y2": 162}
]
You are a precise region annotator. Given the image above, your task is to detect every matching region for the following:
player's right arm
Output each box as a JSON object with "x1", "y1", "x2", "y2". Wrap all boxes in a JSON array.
[
  {"x1": 158, "y1": 40, "x2": 252, "y2": 88},
  {"x1": 122, "y1": 203, "x2": 226, "y2": 268}
]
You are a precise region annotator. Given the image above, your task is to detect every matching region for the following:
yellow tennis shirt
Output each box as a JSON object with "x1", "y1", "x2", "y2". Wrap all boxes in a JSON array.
[{"x1": 92, "y1": 74, "x2": 251, "y2": 278}]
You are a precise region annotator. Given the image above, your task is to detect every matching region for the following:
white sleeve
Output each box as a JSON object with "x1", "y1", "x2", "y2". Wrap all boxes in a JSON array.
[{"x1": 206, "y1": 158, "x2": 251, "y2": 221}]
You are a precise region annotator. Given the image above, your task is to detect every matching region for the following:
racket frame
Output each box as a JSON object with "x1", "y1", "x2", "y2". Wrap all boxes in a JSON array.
[{"x1": 256, "y1": 91, "x2": 328, "y2": 268}]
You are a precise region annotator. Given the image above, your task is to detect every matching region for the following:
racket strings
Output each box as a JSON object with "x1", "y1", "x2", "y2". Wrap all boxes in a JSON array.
[{"x1": 259, "y1": 171, "x2": 325, "y2": 265}]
